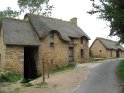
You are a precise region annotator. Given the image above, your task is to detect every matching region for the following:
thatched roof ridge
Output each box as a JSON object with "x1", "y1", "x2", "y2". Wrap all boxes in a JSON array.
[{"x1": 25, "y1": 13, "x2": 90, "y2": 42}]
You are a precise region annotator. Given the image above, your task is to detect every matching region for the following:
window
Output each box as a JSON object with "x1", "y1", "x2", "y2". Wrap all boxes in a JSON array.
[
  {"x1": 81, "y1": 37, "x2": 83, "y2": 44},
  {"x1": 100, "y1": 50, "x2": 102, "y2": 52},
  {"x1": 50, "y1": 32, "x2": 54, "y2": 39},
  {"x1": 50, "y1": 42, "x2": 54, "y2": 48},
  {"x1": 81, "y1": 49, "x2": 83, "y2": 57}
]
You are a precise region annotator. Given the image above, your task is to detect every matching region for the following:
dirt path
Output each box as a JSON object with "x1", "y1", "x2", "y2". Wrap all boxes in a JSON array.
[
  {"x1": 0, "y1": 67, "x2": 89, "y2": 93},
  {"x1": 0, "y1": 63, "x2": 101, "y2": 93},
  {"x1": 20, "y1": 67, "x2": 89, "y2": 93}
]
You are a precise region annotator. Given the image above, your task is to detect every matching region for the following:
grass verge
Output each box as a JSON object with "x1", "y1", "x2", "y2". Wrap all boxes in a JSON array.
[
  {"x1": 118, "y1": 60, "x2": 124, "y2": 80},
  {"x1": 0, "y1": 71, "x2": 22, "y2": 82},
  {"x1": 53, "y1": 65, "x2": 75, "y2": 73}
]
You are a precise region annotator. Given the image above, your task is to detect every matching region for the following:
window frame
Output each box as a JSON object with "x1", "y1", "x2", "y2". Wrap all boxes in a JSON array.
[{"x1": 50, "y1": 42, "x2": 54, "y2": 48}]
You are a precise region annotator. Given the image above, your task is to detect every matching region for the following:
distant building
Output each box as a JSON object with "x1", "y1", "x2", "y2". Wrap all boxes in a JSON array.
[
  {"x1": 90, "y1": 37, "x2": 124, "y2": 58},
  {"x1": 0, "y1": 14, "x2": 90, "y2": 80}
]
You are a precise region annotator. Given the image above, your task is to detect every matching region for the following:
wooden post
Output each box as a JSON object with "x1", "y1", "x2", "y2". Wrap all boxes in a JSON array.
[
  {"x1": 42, "y1": 58, "x2": 45, "y2": 83},
  {"x1": 47, "y1": 63, "x2": 50, "y2": 78}
]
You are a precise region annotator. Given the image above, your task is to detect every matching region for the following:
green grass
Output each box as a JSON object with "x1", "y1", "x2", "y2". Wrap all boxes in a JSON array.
[
  {"x1": 0, "y1": 71, "x2": 22, "y2": 82},
  {"x1": 118, "y1": 60, "x2": 124, "y2": 80},
  {"x1": 53, "y1": 66, "x2": 75, "y2": 73}
]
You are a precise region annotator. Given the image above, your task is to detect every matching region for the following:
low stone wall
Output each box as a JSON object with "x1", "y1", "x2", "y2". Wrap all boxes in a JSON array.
[{"x1": 5, "y1": 46, "x2": 24, "y2": 75}]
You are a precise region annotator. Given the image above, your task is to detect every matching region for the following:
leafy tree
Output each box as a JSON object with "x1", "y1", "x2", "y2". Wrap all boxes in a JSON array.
[
  {"x1": 88, "y1": 0, "x2": 124, "y2": 43},
  {"x1": 18, "y1": 0, "x2": 54, "y2": 16},
  {"x1": 0, "y1": 7, "x2": 20, "y2": 18},
  {"x1": 0, "y1": 0, "x2": 53, "y2": 18}
]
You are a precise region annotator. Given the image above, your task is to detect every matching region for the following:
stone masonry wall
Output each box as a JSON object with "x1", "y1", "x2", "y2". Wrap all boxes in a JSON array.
[
  {"x1": 74, "y1": 38, "x2": 89, "y2": 63},
  {"x1": 37, "y1": 33, "x2": 89, "y2": 75},
  {"x1": 90, "y1": 40, "x2": 107, "y2": 58},
  {"x1": 5, "y1": 46, "x2": 24, "y2": 75},
  {"x1": 37, "y1": 32, "x2": 68, "y2": 75},
  {"x1": 121, "y1": 51, "x2": 124, "y2": 58},
  {"x1": 0, "y1": 29, "x2": 6, "y2": 70},
  {"x1": 106, "y1": 49, "x2": 116, "y2": 58}
]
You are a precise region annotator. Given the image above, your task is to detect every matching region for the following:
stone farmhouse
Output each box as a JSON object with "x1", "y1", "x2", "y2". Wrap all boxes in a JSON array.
[
  {"x1": 0, "y1": 14, "x2": 90, "y2": 79},
  {"x1": 90, "y1": 37, "x2": 124, "y2": 58}
]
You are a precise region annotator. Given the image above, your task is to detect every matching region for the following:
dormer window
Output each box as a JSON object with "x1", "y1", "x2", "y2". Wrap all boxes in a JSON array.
[{"x1": 50, "y1": 32, "x2": 54, "y2": 39}]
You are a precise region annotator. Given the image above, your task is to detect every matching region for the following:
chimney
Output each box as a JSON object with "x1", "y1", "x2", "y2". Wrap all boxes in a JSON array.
[{"x1": 70, "y1": 17, "x2": 77, "y2": 25}]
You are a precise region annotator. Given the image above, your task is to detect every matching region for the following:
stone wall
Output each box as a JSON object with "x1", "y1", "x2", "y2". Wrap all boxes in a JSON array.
[
  {"x1": 0, "y1": 29, "x2": 6, "y2": 70},
  {"x1": 5, "y1": 46, "x2": 24, "y2": 75},
  {"x1": 74, "y1": 38, "x2": 89, "y2": 63},
  {"x1": 37, "y1": 32, "x2": 89, "y2": 75},
  {"x1": 106, "y1": 49, "x2": 116, "y2": 58},
  {"x1": 37, "y1": 32, "x2": 68, "y2": 75},
  {"x1": 90, "y1": 40, "x2": 107, "y2": 58}
]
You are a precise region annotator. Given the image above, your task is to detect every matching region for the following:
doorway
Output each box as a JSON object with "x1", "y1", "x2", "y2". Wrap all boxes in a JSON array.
[
  {"x1": 24, "y1": 47, "x2": 38, "y2": 80},
  {"x1": 68, "y1": 47, "x2": 74, "y2": 65},
  {"x1": 116, "y1": 49, "x2": 120, "y2": 58}
]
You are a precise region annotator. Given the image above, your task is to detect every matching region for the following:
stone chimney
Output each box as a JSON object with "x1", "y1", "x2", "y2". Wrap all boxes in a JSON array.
[{"x1": 70, "y1": 17, "x2": 77, "y2": 25}]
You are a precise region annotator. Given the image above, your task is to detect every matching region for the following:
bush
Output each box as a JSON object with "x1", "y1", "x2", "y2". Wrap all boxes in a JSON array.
[{"x1": 0, "y1": 71, "x2": 22, "y2": 82}]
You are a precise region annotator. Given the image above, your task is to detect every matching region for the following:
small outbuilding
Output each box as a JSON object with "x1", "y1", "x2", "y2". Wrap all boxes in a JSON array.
[{"x1": 90, "y1": 37, "x2": 124, "y2": 58}]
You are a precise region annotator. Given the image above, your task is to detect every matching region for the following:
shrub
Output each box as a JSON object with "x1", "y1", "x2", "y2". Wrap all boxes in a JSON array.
[{"x1": 0, "y1": 71, "x2": 22, "y2": 82}]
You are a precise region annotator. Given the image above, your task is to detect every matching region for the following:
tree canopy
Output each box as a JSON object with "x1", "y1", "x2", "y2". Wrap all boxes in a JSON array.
[
  {"x1": 0, "y1": 0, "x2": 53, "y2": 18},
  {"x1": 89, "y1": 0, "x2": 124, "y2": 43},
  {"x1": 18, "y1": 0, "x2": 53, "y2": 16}
]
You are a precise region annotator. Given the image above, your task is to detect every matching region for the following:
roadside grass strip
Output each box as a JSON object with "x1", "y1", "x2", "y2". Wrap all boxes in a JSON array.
[{"x1": 118, "y1": 60, "x2": 124, "y2": 80}]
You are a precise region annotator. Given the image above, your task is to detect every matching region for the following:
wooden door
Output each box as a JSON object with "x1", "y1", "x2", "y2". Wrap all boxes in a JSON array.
[{"x1": 68, "y1": 47, "x2": 74, "y2": 64}]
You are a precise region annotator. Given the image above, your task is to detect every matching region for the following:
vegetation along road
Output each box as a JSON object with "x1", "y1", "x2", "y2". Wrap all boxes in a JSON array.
[{"x1": 74, "y1": 59, "x2": 123, "y2": 93}]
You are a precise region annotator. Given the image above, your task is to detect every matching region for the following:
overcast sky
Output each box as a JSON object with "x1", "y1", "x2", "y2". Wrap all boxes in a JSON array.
[{"x1": 0, "y1": 0, "x2": 119, "y2": 46}]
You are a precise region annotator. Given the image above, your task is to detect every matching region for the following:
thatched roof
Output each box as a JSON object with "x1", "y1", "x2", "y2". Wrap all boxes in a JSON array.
[
  {"x1": 1, "y1": 18, "x2": 40, "y2": 46},
  {"x1": 95, "y1": 37, "x2": 124, "y2": 50},
  {"x1": 25, "y1": 14, "x2": 90, "y2": 42}
]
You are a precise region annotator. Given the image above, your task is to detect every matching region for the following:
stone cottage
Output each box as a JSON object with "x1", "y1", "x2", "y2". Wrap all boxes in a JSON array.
[
  {"x1": 90, "y1": 37, "x2": 124, "y2": 58},
  {"x1": 0, "y1": 14, "x2": 90, "y2": 80}
]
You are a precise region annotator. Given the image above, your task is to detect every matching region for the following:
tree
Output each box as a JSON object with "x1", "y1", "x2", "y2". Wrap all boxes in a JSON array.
[
  {"x1": 18, "y1": 0, "x2": 54, "y2": 16},
  {"x1": 88, "y1": 0, "x2": 124, "y2": 43},
  {"x1": 0, "y1": 7, "x2": 20, "y2": 18},
  {"x1": 0, "y1": 0, "x2": 53, "y2": 18}
]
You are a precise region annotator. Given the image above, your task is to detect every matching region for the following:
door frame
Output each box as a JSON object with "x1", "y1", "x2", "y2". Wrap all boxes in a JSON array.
[{"x1": 24, "y1": 46, "x2": 38, "y2": 80}]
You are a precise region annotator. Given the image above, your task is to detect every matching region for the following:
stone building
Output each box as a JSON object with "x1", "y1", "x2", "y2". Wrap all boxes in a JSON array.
[
  {"x1": 0, "y1": 14, "x2": 90, "y2": 80},
  {"x1": 90, "y1": 37, "x2": 124, "y2": 58}
]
